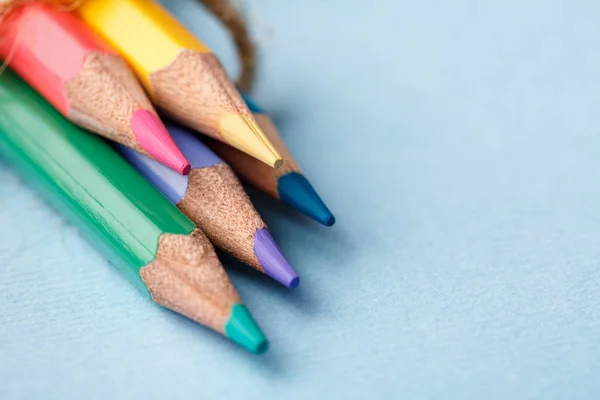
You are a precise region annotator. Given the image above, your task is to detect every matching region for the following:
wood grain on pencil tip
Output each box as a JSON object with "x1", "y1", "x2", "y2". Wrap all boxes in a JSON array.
[
  {"x1": 78, "y1": 0, "x2": 283, "y2": 169},
  {"x1": 141, "y1": 228, "x2": 269, "y2": 354},
  {"x1": 0, "y1": 70, "x2": 267, "y2": 353},
  {"x1": 0, "y1": 3, "x2": 190, "y2": 174},
  {"x1": 119, "y1": 122, "x2": 300, "y2": 288}
]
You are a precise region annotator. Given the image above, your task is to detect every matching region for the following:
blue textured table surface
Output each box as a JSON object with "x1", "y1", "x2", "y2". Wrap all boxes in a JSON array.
[{"x1": 2, "y1": 0, "x2": 600, "y2": 398}]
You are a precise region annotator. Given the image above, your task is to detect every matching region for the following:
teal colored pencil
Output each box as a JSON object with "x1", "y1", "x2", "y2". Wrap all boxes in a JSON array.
[
  {"x1": 205, "y1": 92, "x2": 336, "y2": 226},
  {"x1": 0, "y1": 70, "x2": 268, "y2": 354}
]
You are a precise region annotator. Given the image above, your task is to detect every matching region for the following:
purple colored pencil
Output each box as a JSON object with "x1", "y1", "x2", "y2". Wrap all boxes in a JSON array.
[{"x1": 118, "y1": 122, "x2": 299, "y2": 288}]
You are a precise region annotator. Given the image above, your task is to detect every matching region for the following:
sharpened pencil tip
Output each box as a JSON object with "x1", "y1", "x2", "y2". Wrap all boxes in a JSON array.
[
  {"x1": 288, "y1": 276, "x2": 300, "y2": 289},
  {"x1": 130, "y1": 110, "x2": 191, "y2": 175},
  {"x1": 225, "y1": 304, "x2": 269, "y2": 354},
  {"x1": 219, "y1": 113, "x2": 283, "y2": 168},
  {"x1": 278, "y1": 172, "x2": 336, "y2": 226},
  {"x1": 254, "y1": 228, "x2": 300, "y2": 288},
  {"x1": 180, "y1": 164, "x2": 191, "y2": 175}
]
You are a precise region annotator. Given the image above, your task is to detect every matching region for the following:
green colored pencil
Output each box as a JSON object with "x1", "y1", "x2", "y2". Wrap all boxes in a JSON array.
[{"x1": 0, "y1": 70, "x2": 268, "y2": 354}]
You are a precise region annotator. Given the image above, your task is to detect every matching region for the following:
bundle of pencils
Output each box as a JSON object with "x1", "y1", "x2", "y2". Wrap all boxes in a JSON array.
[{"x1": 0, "y1": 0, "x2": 334, "y2": 354}]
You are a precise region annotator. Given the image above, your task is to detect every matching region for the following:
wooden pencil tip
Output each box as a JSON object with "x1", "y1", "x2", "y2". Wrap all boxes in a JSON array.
[{"x1": 140, "y1": 230, "x2": 248, "y2": 344}]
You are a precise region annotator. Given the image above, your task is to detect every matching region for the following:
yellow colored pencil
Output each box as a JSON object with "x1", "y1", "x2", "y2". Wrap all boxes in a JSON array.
[{"x1": 78, "y1": 0, "x2": 283, "y2": 168}]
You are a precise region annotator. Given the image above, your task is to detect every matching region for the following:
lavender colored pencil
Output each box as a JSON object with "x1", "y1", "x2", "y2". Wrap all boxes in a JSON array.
[{"x1": 118, "y1": 122, "x2": 299, "y2": 288}]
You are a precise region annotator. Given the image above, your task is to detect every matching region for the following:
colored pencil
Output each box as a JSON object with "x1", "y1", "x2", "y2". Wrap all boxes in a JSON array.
[
  {"x1": 0, "y1": 3, "x2": 190, "y2": 175},
  {"x1": 0, "y1": 70, "x2": 268, "y2": 354},
  {"x1": 118, "y1": 121, "x2": 300, "y2": 288},
  {"x1": 207, "y1": 93, "x2": 336, "y2": 226},
  {"x1": 78, "y1": 0, "x2": 283, "y2": 169}
]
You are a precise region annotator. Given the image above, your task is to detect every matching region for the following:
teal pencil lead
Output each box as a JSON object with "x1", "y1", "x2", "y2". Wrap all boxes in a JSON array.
[
  {"x1": 278, "y1": 172, "x2": 336, "y2": 226},
  {"x1": 225, "y1": 305, "x2": 269, "y2": 354}
]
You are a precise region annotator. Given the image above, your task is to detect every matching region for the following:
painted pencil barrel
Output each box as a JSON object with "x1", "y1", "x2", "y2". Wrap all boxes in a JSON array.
[{"x1": 77, "y1": 0, "x2": 210, "y2": 89}]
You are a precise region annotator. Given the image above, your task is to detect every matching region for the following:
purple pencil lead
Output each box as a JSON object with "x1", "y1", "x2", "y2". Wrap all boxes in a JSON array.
[{"x1": 254, "y1": 228, "x2": 299, "y2": 288}]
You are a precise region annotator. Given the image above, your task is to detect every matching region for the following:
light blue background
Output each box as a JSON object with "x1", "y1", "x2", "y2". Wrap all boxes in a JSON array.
[{"x1": 2, "y1": 0, "x2": 600, "y2": 398}]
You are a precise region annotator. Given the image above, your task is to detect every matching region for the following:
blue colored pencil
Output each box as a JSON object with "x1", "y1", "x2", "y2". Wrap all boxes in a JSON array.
[{"x1": 206, "y1": 93, "x2": 335, "y2": 226}]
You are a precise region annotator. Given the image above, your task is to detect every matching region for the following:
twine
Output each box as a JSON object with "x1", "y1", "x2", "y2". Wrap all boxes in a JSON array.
[
  {"x1": 198, "y1": 0, "x2": 255, "y2": 92},
  {"x1": 0, "y1": 0, "x2": 256, "y2": 92}
]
